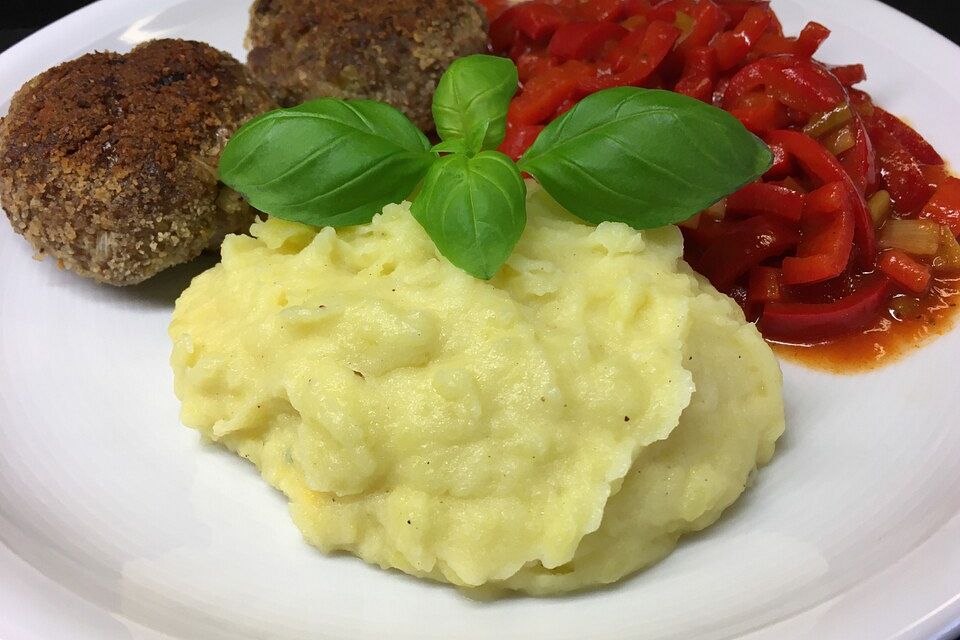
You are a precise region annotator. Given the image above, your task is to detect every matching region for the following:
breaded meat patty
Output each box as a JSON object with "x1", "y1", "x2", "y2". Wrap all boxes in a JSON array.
[
  {"x1": 245, "y1": 0, "x2": 489, "y2": 130},
  {"x1": 0, "y1": 39, "x2": 277, "y2": 286}
]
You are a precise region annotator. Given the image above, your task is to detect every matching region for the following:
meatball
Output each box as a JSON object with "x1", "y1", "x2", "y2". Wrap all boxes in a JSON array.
[
  {"x1": 0, "y1": 39, "x2": 277, "y2": 286},
  {"x1": 245, "y1": 0, "x2": 489, "y2": 131}
]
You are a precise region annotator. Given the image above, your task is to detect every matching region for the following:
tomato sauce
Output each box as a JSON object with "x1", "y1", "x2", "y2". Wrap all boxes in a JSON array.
[
  {"x1": 477, "y1": 0, "x2": 960, "y2": 371},
  {"x1": 773, "y1": 276, "x2": 959, "y2": 372}
]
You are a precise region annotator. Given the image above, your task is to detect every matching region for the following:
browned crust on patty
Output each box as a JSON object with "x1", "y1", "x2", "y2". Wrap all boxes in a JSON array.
[
  {"x1": 245, "y1": 0, "x2": 489, "y2": 130},
  {"x1": 0, "y1": 39, "x2": 277, "y2": 286}
]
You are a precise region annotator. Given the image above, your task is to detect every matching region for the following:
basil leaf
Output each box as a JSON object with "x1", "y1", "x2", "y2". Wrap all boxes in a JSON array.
[
  {"x1": 411, "y1": 151, "x2": 527, "y2": 280},
  {"x1": 433, "y1": 55, "x2": 519, "y2": 154},
  {"x1": 518, "y1": 87, "x2": 773, "y2": 228},
  {"x1": 220, "y1": 99, "x2": 434, "y2": 227}
]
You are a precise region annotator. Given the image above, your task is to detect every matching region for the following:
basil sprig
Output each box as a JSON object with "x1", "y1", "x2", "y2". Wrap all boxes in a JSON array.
[{"x1": 219, "y1": 55, "x2": 772, "y2": 279}]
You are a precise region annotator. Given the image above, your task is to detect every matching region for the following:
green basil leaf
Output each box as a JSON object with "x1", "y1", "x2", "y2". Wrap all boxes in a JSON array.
[
  {"x1": 220, "y1": 99, "x2": 434, "y2": 227},
  {"x1": 411, "y1": 151, "x2": 527, "y2": 280},
  {"x1": 518, "y1": 87, "x2": 773, "y2": 229},
  {"x1": 431, "y1": 139, "x2": 469, "y2": 155},
  {"x1": 433, "y1": 55, "x2": 519, "y2": 154}
]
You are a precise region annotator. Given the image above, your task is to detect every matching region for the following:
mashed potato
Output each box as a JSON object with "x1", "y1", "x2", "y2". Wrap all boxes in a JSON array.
[{"x1": 169, "y1": 185, "x2": 784, "y2": 594}]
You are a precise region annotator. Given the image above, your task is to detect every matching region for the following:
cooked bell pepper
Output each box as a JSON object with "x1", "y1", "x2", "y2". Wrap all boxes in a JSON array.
[
  {"x1": 695, "y1": 214, "x2": 800, "y2": 291},
  {"x1": 871, "y1": 107, "x2": 943, "y2": 166},
  {"x1": 729, "y1": 92, "x2": 787, "y2": 134},
  {"x1": 748, "y1": 266, "x2": 784, "y2": 303},
  {"x1": 839, "y1": 116, "x2": 878, "y2": 196},
  {"x1": 714, "y1": 5, "x2": 774, "y2": 70},
  {"x1": 548, "y1": 21, "x2": 628, "y2": 61},
  {"x1": 753, "y1": 21, "x2": 830, "y2": 58},
  {"x1": 922, "y1": 164, "x2": 950, "y2": 191},
  {"x1": 759, "y1": 276, "x2": 892, "y2": 342},
  {"x1": 677, "y1": 0, "x2": 726, "y2": 52},
  {"x1": 727, "y1": 181, "x2": 805, "y2": 221},
  {"x1": 781, "y1": 182, "x2": 856, "y2": 285},
  {"x1": 723, "y1": 55, "x2": 845, "y2": 115},
  {"x1": 872, "y1": 128, "x2": 935, "y2": 215},
  {"x1": 830, "y1": 64, "x2": 867, "y2": 87},
  {"x1": 508, "y1": 60, "x2": 595, "y2": 125},
  {"x1": 878, "y1": 250, "x2": 932, "y2": 294},
  {"x1": 766, "y1": 129, "x2": 877, "y2": 264},
  {"x1": 499, "y1": 122, "x2": 545, "y2": 161},
  {"x1": 763, "y1": 142, "x2": 793, "y2": 179},
  {"x1": 920, "y1": 176, "x2": 960, "y2": 236},
  {"x1": 516, "y1": 52, "x2": 559, "y2": 82},
  {"x1": 674, "y1": 46, "x2": 717, "y2": 102},
  {"x1": 574, "y1": 0, "x2": 630, "y2": 22},
  {"x1": 632, "y1": 0, "x2": 698, "y2": 22},
  {"x1": 715, "y1": 0, "x2": 772, "y2": 24},
  {"x1": 490, "y1": 3, "x2": 569, "y2": 53},
  {"x1": 595, "y1": 20, "x2": 681, "y2": 89}
]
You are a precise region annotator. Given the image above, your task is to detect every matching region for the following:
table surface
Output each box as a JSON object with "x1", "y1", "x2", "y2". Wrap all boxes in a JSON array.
[{"x1": 0, "y1": 1, "x2": 958, "y2": 640}]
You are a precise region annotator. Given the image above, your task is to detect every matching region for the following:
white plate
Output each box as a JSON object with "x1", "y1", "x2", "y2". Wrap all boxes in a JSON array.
[{"x1": 1, "y1": 1, "x2": 959, "y2": 639}]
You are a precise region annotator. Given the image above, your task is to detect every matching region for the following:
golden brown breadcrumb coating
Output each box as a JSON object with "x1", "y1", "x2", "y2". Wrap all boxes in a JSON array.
[
  {"x1": 245, "y1": 0, "x2": 489, "y2": 131},
  {"x1": 0, "y1": 39, "x2": 277, "y2": 286}
]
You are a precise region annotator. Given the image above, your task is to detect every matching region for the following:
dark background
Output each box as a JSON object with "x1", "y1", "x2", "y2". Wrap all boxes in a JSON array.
[
  {"x1": 0, "y1": 0, "x2": 958, "y2": 51},
  {"x1": 0, "y1": 2, "x2": 958, "y2": 639}
]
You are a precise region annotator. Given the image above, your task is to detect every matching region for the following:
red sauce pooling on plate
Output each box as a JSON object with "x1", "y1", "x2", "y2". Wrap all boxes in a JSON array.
[
  {"x1": 477, "y1": 0, "x2": 960, "y2": 372},
  {"x1": 772, "y1": 276, "x2": 959, "y2": 372}
]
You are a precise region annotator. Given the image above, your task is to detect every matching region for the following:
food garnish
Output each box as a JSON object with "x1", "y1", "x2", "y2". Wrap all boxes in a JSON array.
[{"x1": 220, "y1": 54, "x2": 772, "y2": 279}]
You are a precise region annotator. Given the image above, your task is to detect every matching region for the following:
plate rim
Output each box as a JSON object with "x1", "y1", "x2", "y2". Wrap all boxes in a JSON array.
[{"x1": 1, "y1": 1, "x2": 959, "y2": 639}]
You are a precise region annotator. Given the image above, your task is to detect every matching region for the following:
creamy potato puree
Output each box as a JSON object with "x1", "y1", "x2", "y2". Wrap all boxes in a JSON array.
[{"x1": 169, "y1": 186, "x2": 784, "y2": 594}]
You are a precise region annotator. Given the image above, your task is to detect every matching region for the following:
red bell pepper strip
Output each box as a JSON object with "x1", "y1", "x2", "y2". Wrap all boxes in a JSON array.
[
  {"x1": 763, "y1": 142, "x2": 793, "y2": 179},
  {"x1": 587, "y1": 21, "x2": 681, "y2": 90},
  {"x1": 548, "y1": 22, "x2": 628, "y2": 61},
  {"x1": 508, "y1": 60, "x2": 595, "y2": 125},
  {"x1": 922, "y1": 165, "x2": 950, "y2": 191},
  {"x1": 715, "y1": 0, "x2": 772, "y2": 24},
  {"x1": 637, "y1": 0, "x2": 697, "y2": 22},
  {"x1": 696, "y1": 214, "x2": 801, "y2": 292},
  {"x1": 878, "y1": 250, "x2": 932, "y2": 294},
  {"x1": 499, "y1": 123, "x2": 545, "y2": 162},
  {"x1": 723, "y1": 55, "x2": 845, "y2": 115},
  {"x1": 753, "y1": 22, "x2": 829, "y2": 58},
  {"x1": 516, "y1": 52, "x2": 559, "y2": 83},
  {"x1": 870, "y1": 107, "x2": 944, "y2": 166},
  {"x1": 759, "y1": 275, "x2": 892, "y2": 342},
  {"x1": 574, "y1": 0, "x2": 630, "y2": 22},
  {"x1": 727, "y1": 182, "x2": 805, "y2": 221},
  {"x1": 781, "y1": 182, "x2": 856, "y2": 285},
  {"x1": 729, "y1": 93, "x2": 786, "y2": 134},
  {"x1": 872, "y1": 128, "x2": 935, "y2": 215},
  {"x1": 793, "y1": 21, "x2": 831, "y2": 57},
  {"x1": 490, "y1": 3, "x2": 569, "y2": 53},
  {"x1": 830, "y1": 64, "x2": 867, "y2": 87},
  {"x1": 674, "y1": 46, "x2": 717, "y2": 102},
  {"x1": 677, "y1": 0, "x2": 727, "y2": 52},
  {"x1": 748, "y1": 266, "x2": 784, "y2": 303},
  {"x1": 766, "y1": 130, "x2": 877, "y2": 264},
  {"x1": 714, "y1": 5, "x2": 774, "y2": 70},
  {"x1": 920, "y1": 177, "x2": 960, "y2": 236},
  {"x1": 621, "y1": 0, "x2": 655, "y2": 19},
  {"x1": 839, "y1": 116, "x2": 878, "y2": 196}
]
